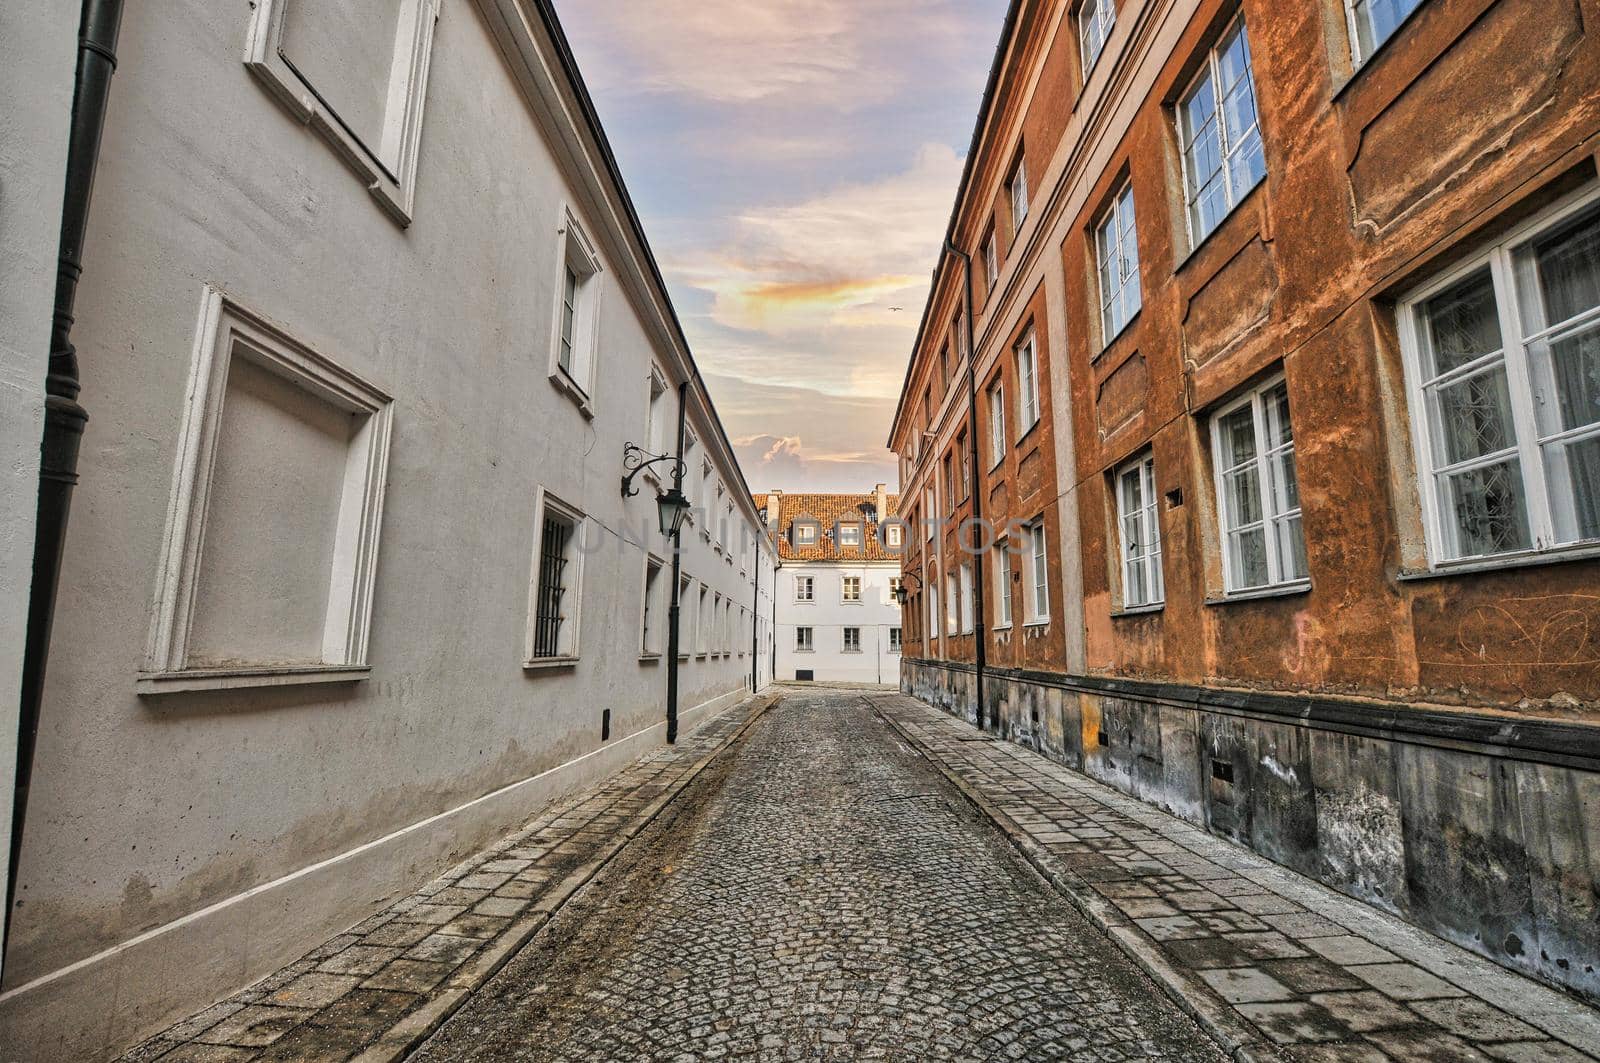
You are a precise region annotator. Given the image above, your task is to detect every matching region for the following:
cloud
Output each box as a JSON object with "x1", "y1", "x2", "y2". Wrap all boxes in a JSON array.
[{"x1": 709, "y1": 375, "x2": 898, "y2": 493}]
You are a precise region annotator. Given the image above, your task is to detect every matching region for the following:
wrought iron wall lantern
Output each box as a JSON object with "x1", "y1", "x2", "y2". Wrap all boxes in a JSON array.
[
  {"x1": 894, "y1": 570, "x2": 923, "y2": 606},
  {"x1": 621, "y1": 442, "x2": 690, "y2": 538}
]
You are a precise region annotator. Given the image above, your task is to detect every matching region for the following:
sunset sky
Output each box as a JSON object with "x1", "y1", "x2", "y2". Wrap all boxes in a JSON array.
[{"x1": 555, "y1": 0, "x2": 1010, "y2": 493}]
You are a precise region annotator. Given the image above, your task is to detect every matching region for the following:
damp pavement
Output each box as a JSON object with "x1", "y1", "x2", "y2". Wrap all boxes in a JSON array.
[{"x1": 410, "y1": 687, "x2": 1224, "y2": 1062}]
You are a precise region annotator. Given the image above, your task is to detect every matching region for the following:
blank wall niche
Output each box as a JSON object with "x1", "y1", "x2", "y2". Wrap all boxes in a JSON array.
[{"x1": 140, "y1": 288, "x2": 393, "y2": 694}]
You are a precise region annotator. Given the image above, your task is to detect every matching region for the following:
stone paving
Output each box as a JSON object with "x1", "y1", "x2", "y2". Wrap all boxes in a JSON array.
[
  {"x1": 412, "y1": 685, "x2": 1224, "y2": 1062},
  {"x1": 118, "y1": 696, "x2": 773, "y2": 1063},
  {"x1": 869, "y1": 690, "x2": 1600, "y2": 1063}
]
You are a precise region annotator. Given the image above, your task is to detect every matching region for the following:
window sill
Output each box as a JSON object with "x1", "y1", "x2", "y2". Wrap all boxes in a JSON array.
[
  {"x1": 992, "y1": 622, "x2": 1012, "y2": 632},
  {"x1": 1023, "y1": 618, "x2": 1051, "y2": 629},
  {"x1": 639, "y1": 653, "x2": 662, "y2": 663},
  {"x1": 1111, "y1": 603, "x2": 1164, "y2": 618},
  {"x1": 547, "y1": 367, "x2": 595, "y2": 419},
  {"x1": 1398, "y1": 543, "x2": 1600, "y2": 582},
  {"x1": 524, "y1": 656, "x2": 580, "y2": 672},
  {"x1": 842, "y1": 650, "x2": 864, "y2": 655},
  {"x1": 1175, "y1": 178, "x2": 1265, "y2": 276},
  {"x1": 1205, "y1": 581, "x2": 1310, "y2": 607},
  {"x1": 794, "y1": 648, "x2": 815, "y2": 654},
  {"x1": 137, "y1": 664, "x2": 370, "y2": 695}
]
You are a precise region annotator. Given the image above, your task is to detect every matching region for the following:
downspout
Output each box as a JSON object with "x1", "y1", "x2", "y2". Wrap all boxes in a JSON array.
[
  {"x1": 945, "y1": 239, "x2": 988, "y2": 732},
  {"x1": 7, "y1": 0, "x2": 125, "y2": 961},
  {"x1": 665, "y1": 379, "x2": 689, "y2": 744},
  {"x1": 749, "y1": 549, "x2": 759, "y2": 691}
]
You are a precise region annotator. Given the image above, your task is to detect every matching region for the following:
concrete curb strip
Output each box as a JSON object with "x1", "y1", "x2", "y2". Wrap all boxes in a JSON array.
[{"x1": 867, "y1": 695, "x2": 1283, "y2": 1063}]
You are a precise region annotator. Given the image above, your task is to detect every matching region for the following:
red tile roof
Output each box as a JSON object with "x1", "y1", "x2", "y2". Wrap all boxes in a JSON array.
[{"x1": 756, "y1": 491, "x2": 903, "y2": 562}]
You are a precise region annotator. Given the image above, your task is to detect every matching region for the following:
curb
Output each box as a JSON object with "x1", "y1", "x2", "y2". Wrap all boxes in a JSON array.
[
  {"x1": 350, "y1": 693, "x2": 779, "y2": 1063},
  {"x1": 868, "y1": 695, "x2": 1282, "y2": 1063}
]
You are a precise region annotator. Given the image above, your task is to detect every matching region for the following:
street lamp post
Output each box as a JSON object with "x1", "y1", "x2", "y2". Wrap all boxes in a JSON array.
[{"x1": 622, "y1": 409, "x2": 691, "y2": 743}]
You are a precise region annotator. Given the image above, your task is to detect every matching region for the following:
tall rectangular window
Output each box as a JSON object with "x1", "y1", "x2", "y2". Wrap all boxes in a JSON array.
[
  {"x1": 645, "y1": 368, "x2": 670, "y2": 456},
  {"x1": 1399, "y1": 192, "x2": 1600, "y2": 564},
  {"x1": 642, "y1": 556, "x2": 664, "y2": 655},
  {"x1": 1026, "y1": 520, "x2": 1050, "y2": 623},
  {"x1": 550, "y1": 212, "x2": 604, "y2": 398},
  {"x1": 1079, "y1": 0, "x2": 1116, "y2": 74},
  {"x1": 984, "y1": 228, "x2": 1000, "y2": 292},
  {"x1": 1179, "y1": 17, "x2": 1266, "y2": 245},
  {"x1": 944, "y1": 452, "x2": 957, "y2": 508},
  {"x1": 1116, "y1": 453, "x2": 1165, "y2": 608},
  {"x1": 946, "y1": 571, "x2": 959, "y2": 635},
  {"x1": 678, "y1": 575, "x2": 693, "y2": 659},
  {"x1": 995, "y1": 543, "x2": 1014, "y2": 627},
  {"x1": 924, "y1": 487, "x2": 937, "y2": 540},
  {"x1": 1348, "y1": 0, "x2": 1423, "y2": 63},
  {"x1": 1211, "y1": 376, "x2": 1309, "y2": 592},
  {"x1": 698, "y1": 585, "x2": 711, "y2": 655},
  {"x1": 958, "y1": 431, "x2": 971, "y2": 497},
  {"x1": 843, "y1": 627, "x2": 862, "y2": 653},
  {"x1": 842, "y1": 576, "x2": 862, "y2": 602},
  {"x1": 953, "y1": 563, "x2": 966, "y2": 630},
  {"x1": 1009, "y1": 154, "x2": 1029, "y2": 230},
  {"x1": 1016, "y1": 331, "x2": 1040, "y2": 434},
  {"x1": 558, "y1": 266, "x2": 578, "y2": 374},
  {"x1": 796, "y1": 626, "x2": 813, "y2": 651},
  {"x1": 890, "y1": 576, "x2": 903, "y2": 601},
  {"x1": 928, "y1": 575, "x2": 941, "y2": 637},
  {"x1": 1095, "y1": 182, "x2": 1142, "y2": 343},
  {"x1": 795, "y1": 574, "x2": 814, "y2": 601},
  {"x1": 889, "y1": 627, "x2": 902, "y2": 653},
  {"x1": 988, "y1": 377, "x2": 1006, "y2": 467},
  {"x1": 531, "y1": 499, "x2": 582, "y2": 660}
]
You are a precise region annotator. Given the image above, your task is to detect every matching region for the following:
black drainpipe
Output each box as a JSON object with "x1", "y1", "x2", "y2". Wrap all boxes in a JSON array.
[
  {"x1": 7, "y1": 0, "x2": 126, "y2": 962},
  {"x1": 750, "y1": 546, "x2": 760, "y2": 691},
  {"x1": 944, "y1": 239, "x2": 987, "y2": 732},
  {"x1": 665, "y1": 379, "x2": 689, "y2": 744}
]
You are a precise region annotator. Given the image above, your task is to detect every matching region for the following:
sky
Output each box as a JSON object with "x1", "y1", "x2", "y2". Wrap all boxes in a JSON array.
[{"x1": 554, "y1": 0, "x2": 1010, "y2": 495}]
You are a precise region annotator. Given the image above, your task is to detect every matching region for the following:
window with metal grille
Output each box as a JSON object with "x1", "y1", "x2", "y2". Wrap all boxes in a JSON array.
[
  {"x1": 531, "y1": 504, "x2": 579, "y2": 659},
  {"x1": 889, "y1": 627, "x2": 902, "y2": 653},
  {"x1": 842, "y1": 627, "x2": 862, "y2": 653}
]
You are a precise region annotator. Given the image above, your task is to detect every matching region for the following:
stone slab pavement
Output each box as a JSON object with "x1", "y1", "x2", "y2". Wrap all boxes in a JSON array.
[
  {"x1": 869, "y1": 690, "x2": 1600, "y2": 1063},
  {"x1": 116, "y1": 694, "x2": 776, "y2": 1063}
]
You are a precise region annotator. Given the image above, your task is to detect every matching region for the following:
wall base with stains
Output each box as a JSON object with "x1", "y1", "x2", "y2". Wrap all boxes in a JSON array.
[{"x1": 901, "y1": 657, "x2": 1600, "y2": 1003}]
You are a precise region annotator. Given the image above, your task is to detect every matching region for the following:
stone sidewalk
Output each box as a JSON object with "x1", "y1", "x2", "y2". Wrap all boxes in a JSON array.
[
  {"x1": 119, "y1": 695, "x2": 775, "y2": 1063},
  {"x1": 869, "y1": 691, "x2": 1600, "y2": 1063}
]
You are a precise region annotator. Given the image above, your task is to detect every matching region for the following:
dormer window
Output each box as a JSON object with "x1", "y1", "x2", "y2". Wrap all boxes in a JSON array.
[
  {"x1": 839, "y1": 524, "x2": 862, "y2": 547},
  {"x1": 794, "y1": 522, "x2": 819, "y2": 546}
]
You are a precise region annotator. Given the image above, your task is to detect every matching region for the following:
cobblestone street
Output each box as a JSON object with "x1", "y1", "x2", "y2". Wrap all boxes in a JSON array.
[{"x1": 413, "y1": 687, "x2": 1223, "y2": 1061}]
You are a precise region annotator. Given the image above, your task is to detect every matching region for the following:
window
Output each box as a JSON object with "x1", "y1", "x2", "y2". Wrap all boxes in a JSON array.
[
  {"x1": 944, "y1": 452, "x2": 958, "y2": 509},
  {"x1": 244, "y1": 0, "x2": 441, "y2": 225},
  {"x1": 645, "y1": 367, "x2": 670, "y2": 458},
  {"x1": 988, "y1": 377, "x2": 1006, "y2": 468},
  {"x1": 928, "y1": 574, "x2": 941, "y2": 636},
  {"x1": 1347, "y1": 0, "x2": 1423, "y2": 64},
  {"x1": 1211, "y1": 376, "x2": 1308, "y2": 593},
  {"x1": 795, "y1": 522, "x2": 818, "y2": 546},
  {"x1": 642, "y1": 556, "x2": 664, "y2": 656},
  {"x1": 940, "y1": 343, "x2": 951, "y2": 386},
  {"x1": 843, "y1": 627, "x2": 862, "y2": 653},
  {"x1": 1095, "y1": 181, "x2": 1142, "y2": 343},
  {"x1": 697, "y1": 585, "x2": 711, "y2": 655},
  {"x1": 678, "y1": 575, "x2": 693, "y2": 659},
  {"x1": 1116, "y1": 453, "x2": 1165, "y2": 608},
  {"x1": 889, "y1": 627, "x2": 903, "y2": 653},
  {"x1": 1026, "y1": 520, "x2": 1050, "y2": 623},
  {"x1": 955, "y1": 309, "x2": 969, "y2": 359},
  {"x1": 712, "y1": 592, "x2": 723, "y2": 654},
  {"x1": 995, "y1": 543, "x2": 1014, "y2": 628},
  {"x1": 1016, "y1": 331, "x2": 1040, "y2": 434},
  {"x1": 958, "y1": 431, "x2": 971, "y2": 497},
  {"x1": 984, "y1": 227, "x2": 1000, "y2": 292},
  {"x1": 550, "y1": 209, "x2": 604, "y2": 404},
  {"x1": 1079, "y1": 0, "x2": 1116, "y2": 74},
  {"x1": 946, "y1": 571, "x2": 959, "y2": 635},
  {"x1": 842, "y1": 576, "x2": 862, "y2": 602},
  {"x1": 795, "y1": 574, "x2": 815, "y2": 602},
  {"x1": 840, "y1": 524, "x2": 862, "y2": 547},
  {"x1": 796, "y1": 626, "x2": 814, "y2": 652},
  {"x1": 1009, "y1": 154, "x2": 1029, "y2": 230},
  {"x1": 1398, "y1": 192, "x2": 1600, "y2": 565},
  {"x1": 924, "y1": 487, "x2": 937, "y2": 541},
  {"x1": 886, "y1": 524, "x2": 904, "y2": 547},
  {"x1": 529, "y1": 493, "x2": 584, "y2": 662},
  {"x1": 959, "y1": 564, "x2": 974, "y2": 633},
  {"x1": 890, "y1": 576, "x2": 903, "y2": 602},
  {"x1": 1179, "y1": 16, "x2": 1266, "y2": 245},
  {"x1": 141, "y1": 288, "x2": 394, "y2": 693}
]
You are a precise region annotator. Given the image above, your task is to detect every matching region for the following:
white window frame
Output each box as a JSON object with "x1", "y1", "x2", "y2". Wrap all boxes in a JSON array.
[
  {"x1": 678, "y1": 575, "x2": 694, "y2": 659},
  {"x1": 1209, "y1": 374, "x2": 1309, "y2": 594},
  {"x1": 842, "y1": 575, "x2": 863, "y2": 602},
  {"x1": 640, "y1": 554, "x2": 665, "y2": 658},
  {"x1": 1396, "y1": 186, "x2": 1600, "y2": 568},
  {"x1": 988, "y1": 377, "x2": 1007, "y2": 468},
  {"x1": 886, "y1": 524, "x2": 904, "y2": 547},
  {"x1": 1016, "y1": 330, "x2": 1040, "y2": 435},
  {"x1": 1095, "y1": 180, "x2": 1142, "y2": 345},
  {"x1": 1009, "y1": 154, "x2": 1029, "y2": 230},
  {"x1": 525, "y1": 489, "x2": 587, "y2": 667},
  {"x1": 549, "y1": 206, "x2": 604, "y2": 413},
  {"x1": 1115, "y1": 452, "x2": 1165, "y2": 609},
  {"x1": 644, "y1": 365, "x2": 670, "y2": 470},
  {"x1": 945, "y1": 570, "x2": 959, "y2": 636},
  {"x1": 1078, "y1": 0, "x2": 1116, "y2": 76},
  {"x1": 795, "y1": 626, "x2": 814, "y2": 652},
  {"x1": 1346, "y1": 0, "x2": 1424, "y2": 66},
  {"x1": 928, "y1": 570, "x2": 941, "y2": 637},
  {"x1": 839, "y1": 524, "x2": 862, "y2": 547},
  {"x1": 842, "y1": 627, "x2": 862, "y2": 653},
  {"x1": 994, "y1": 542, "x2": 1014, "y2": 629},
  {"x1": 1025, "y1": 519, "x2": 1051, "y2": 625},
  {"x1": 959, "y1": 563, "x2": 974, "y2": 634},
  {"x1": 244, "y1": 0, "x2": 441, "y2": 226},
  {"x1": 795, "y1": 574, "x2": 815, "y2": 602},
  {"x1": 984, "y1": 229, "x2": 1000, "y2": 292},
  {"x1": 697, "y1": 585, "x2": 711, "y2": 657},
  {"x1": 889, "y1": 627, "x2": 903, "y2": 654},
  {"x1": 795, "y1": 522, "x2": 819, "y2": 546},
  {"x1": 1177, "y1": 15, "x2": 1266, "y2": 247},
  {"x1": 141, "y1": 287, "x2": 394, "y2": 694}
]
